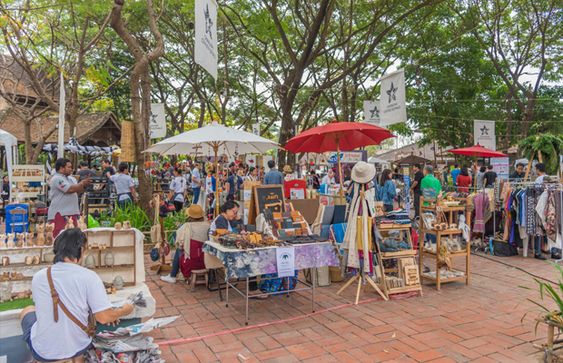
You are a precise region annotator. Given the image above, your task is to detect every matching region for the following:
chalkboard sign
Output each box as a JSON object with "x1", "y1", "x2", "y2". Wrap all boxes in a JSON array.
[{"x1": 254, "y1": 184, "x2": 285, "y2": 217}]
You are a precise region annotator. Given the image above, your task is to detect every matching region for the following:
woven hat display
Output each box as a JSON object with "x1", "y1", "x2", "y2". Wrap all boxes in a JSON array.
[
  {"x1": 351, "y1": 161, "x2": 376, "y2": 184},
  {"x1": 120, "y1": 120, "x2": 136, "y2": 162}
]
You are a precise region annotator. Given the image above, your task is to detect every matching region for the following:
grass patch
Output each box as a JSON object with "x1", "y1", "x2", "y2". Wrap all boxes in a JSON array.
[{"x1": 0, "y1": 298, "x2": 33, "y2": 312}]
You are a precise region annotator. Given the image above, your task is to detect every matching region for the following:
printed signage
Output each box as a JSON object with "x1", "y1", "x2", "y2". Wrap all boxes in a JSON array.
[
  {"x1": 149, "y1": 103, "x2": 166, "y2": 139},
  {"x1": 276, "y1": 247, "x2": 295, "y2": 277}
]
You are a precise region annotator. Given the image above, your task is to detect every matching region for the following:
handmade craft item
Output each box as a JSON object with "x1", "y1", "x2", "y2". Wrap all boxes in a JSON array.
[
  {"x1": 25, "y1": 256, "x2": 33, "y2": 265},
  {"x1": 84, "y1": 254, "x2": 96, "y2": 269},
  {"x1": 6, "y1": 233, "x2": 15, "y2": 248},
  {"x1": 114, "y1": 222, "x2": 122, "y2": 230},
  {"x1": 104, "y1": 251, "x2": 114, "y2": 267},
  {"x1": 15, "y1": 233, "x2": 24, "y2": 248},
  {"x1": 45, "y1": 223, "x2": 55, "y2": 245},
  {"x1": 0, "y1": 234, "x2": 5, "y2": 247},
  {"x1": 33, "y1": 256, "x2": 40, "y2": 265},
  {"x1": 404, "y1": 265, "x2": 420, "y2": 286},
  {"x1": 123, "y1": 221, "x2": 131, "y2": 230},
  {"x1": 25, "y1": 232, "x2": 33, "y2": 246},
  {"x1": 43, "y1": 252, "x2": 55, "y2": 264},
  {"x1": 1, "y1": 256, "x2": 9, "y2": 266},
  {"x1": 78, "y1": 216, "x2": 87, "y2": 231},
  {"x1": 65, "y1": 218, "x2": 75, "y2": 230},
  {"x1": 113, "y1": 275, "x2": 124, "y2": 290},
  {"x1": 35, "y1": 224, "x2": 45, "y2": 246}
]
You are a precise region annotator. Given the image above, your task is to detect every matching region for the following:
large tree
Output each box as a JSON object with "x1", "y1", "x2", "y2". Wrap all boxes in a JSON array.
[{"x1": 110, "y1": 0, "x2": 164, "y2": 210}]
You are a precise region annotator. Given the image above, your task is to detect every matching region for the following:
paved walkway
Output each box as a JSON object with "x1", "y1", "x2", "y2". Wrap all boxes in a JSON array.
[{"x1": 147, "y1": 253, "x2": 557, "y2": 362}]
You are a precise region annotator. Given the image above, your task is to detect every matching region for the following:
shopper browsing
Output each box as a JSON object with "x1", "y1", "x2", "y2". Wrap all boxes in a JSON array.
[
  {"x1": 48, "y1": 158, "x2": 91, "y2": 238},
  {"x1": 322, "y1": 169, "x2": 336, "y2": 186},
  {"x1": 263, "y1": 160, "x2": 284, "y2": 185},
  {"x1": 450, "y1": 164, "x2": 460, "y2": 186},
  {"x1": 110, "y1": 162, "x2": 137, "y2": 208},
  {"x1": 169, "y1": 167, "x2": 187, "y2": 212},
  {"x1": 376, "y1": 169, "x2": 396, "y2": 212},
  {"x1": 483, "y1": 165, "x2": 497, "y2": 187},
  {"x1": 191, "y1": 162, "x2": 202, "y2": 205},
  {"x1": 456, "y1": 167, "x2": 472, "y2": 193},
  {"x1": 20, "y1": 229, "x2": 133, "y2": 362}
]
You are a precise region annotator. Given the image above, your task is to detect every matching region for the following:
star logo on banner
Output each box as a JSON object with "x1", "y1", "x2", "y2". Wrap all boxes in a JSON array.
[
  {"x1": 386, "y1": 82, "x2": 398, "y2": 103},
  {"x1": 150, "y1": 112, "x2": 158, "y2": 125},
  {"x1": 204, "y1": 4, "x2": 213, "y2": 39},
  {"x1": 480, "y1": 125, "x2": 489, "y2": 136},
  {"x1": 369, "y1": 105, "x2": 379, "y2": 119}
]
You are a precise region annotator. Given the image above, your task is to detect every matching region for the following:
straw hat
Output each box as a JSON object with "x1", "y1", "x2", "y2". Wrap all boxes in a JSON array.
[
  {"x1": 185, "y1": 204, "x2": 204, "y2": 220},
  {"x1": 351, "y1": 161, "x2": 376, "y2": 184}
]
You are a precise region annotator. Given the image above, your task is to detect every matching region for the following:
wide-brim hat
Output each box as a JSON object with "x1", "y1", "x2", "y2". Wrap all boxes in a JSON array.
[
  {"x1": 351, "y1": 161, "x2": 376, "y2": 184},
  {"x1": 185, "y1": 204, "x2": 204, "y2": 220}
]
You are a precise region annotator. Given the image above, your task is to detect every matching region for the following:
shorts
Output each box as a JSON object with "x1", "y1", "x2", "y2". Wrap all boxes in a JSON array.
[{"x1": 21, "y1": 311, "x2": 91, "y2": 362}]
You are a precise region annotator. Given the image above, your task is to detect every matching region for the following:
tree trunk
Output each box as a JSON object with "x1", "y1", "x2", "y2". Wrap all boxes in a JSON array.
[{"x1": 23, "y1": 121, "x2": 33, "y2": 164}]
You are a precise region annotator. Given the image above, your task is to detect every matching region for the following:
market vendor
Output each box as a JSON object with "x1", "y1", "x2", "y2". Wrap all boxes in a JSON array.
[
  {"x1": 20, "y1": 228, "x2": 133, "y2": 362},
  {"x1": 48, "y1": 158, "x2": 91, "y2": 238},
  {"x1": 209, "y1": 200, "x2": 241, "y2": 236},
  {"x1": 111, "y1": 162, "x2": 137, "y2": 208}
]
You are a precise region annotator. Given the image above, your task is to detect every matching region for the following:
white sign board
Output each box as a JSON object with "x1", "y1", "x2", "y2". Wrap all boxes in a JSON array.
[
  {"x1": 328, "y1": 151, "x2": 363, "y2": 164},
  {"x1": 252, "y1": 123, "x2": 260, "y2": 136},
  {"x1": 194, "y1": 0, "x2": 218, "y2": 79},
  {"x1": 276, "y1": 247, "x2": 295, "y2": 277},
  {"x1": 379, "y1": 69, "x2": 407, "y2": 126},
  {"x1": 363, "y1": 100, "x2": 380, "y2": 124},
  {"x1": 491, "y1": 157, "x2": 509, "y2": 179},
  {"x1": 474, "y1": 120, "x2": 496, "y2": 150},
  {"x1": 149, "y1": 103, "x2": 166, "y2": 139}
]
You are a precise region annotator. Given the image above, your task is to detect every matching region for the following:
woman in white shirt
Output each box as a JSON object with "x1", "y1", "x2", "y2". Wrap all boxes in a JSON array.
[
  {"x1": 169, "y1": 167, "x2": 187, "y2": 212},
  {"x1": 321, "y1": 169, "x2": 336, "y2": 185}
]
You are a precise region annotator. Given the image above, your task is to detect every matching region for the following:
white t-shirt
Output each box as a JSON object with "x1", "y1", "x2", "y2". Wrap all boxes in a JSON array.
[
  {"x1": 110, "y1": 173, "x2": 134, "y2": 201},
  {"x1": 170, "y1": 176, "x2": 186, "y2": 202},
  {"x1": 322, "y1": 175, "x2": 336, "y2": 185},
  {"x1": 48, "y1": 173, "x2": 80, "y2": 220},
  {"x1": 191, "y1": 168, "x2": 201, "y2": 188},
  {"x1": 535, "y1": 175, "x2": 545, "y2": 185},
  {"x1": 31, "y1": 263, "x2": 111, "y2": 360}
]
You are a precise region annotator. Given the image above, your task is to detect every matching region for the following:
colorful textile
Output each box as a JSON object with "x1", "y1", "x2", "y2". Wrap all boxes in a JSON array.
[
  {"x1": 203, "y1": 241, "x2": 339, "y2": 279},
  {"x1": 473, "y1": 192, "x2": 489, "y2": 233}
]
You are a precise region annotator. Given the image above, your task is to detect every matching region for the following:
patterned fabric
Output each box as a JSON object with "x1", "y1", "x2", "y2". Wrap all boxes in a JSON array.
[
  {"x1": 525, "y1": 188, "x2": 537, "y2": 236},
  {"x1": 203, "y1": 241, "x2": 339, "y2": 279},
  {"x1": 473, "y1": 192, "x2": 489, "y2": 233},
  {"x1": 546, "y1": 191, "x2": 557, "y2": 241},
  {"x1": 259, "y1": 272, "x2": 298, "y2": 294}
]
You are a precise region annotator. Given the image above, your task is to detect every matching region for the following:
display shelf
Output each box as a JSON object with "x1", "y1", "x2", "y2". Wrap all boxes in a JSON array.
[
  {"x1": 0, "y1": 262, "x2": 46, "y2": 269},
  {"x1": 9, "y1": 192, "x2": 41, "y2": 198},
  {"x1": 92, "y1": 264, "x2": 135, "y2": 270},
  {"x1": 418, "y1": 196, "x2": 471, "y2": 291},
  {"x1": 0, "y1": 246, "x2": 52, "y2": 251},
  {"x1": 424, "y1": 229, "x2": 463, "y2": 235},
  {"x1": 422, "y1": 249, "x2": 468, "y2": 258},
  {"x1": 376, "y1": 223, "x2": 422, "y2": 298},
  {"x1": 12, "y1": 177, "x2": 45, "y2": 182},
  {"x1": 0, "y1": 276, "x2": 33, "y2": 282},
  {"x1": 381, "y1": 250, "x2": 417, "y2": 259}
]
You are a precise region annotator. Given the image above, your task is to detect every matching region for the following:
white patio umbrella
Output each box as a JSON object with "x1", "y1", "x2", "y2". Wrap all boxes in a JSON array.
[
  {"x1": 0, "y1": 129, "x2": 18, "y2": 196},
  {"x1": 144, "y1": 121, "x2": 280, "y2": 215}
]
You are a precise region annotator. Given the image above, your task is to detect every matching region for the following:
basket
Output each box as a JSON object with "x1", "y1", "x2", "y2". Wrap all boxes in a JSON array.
[
  {"x1": 329, "y1": 266, "x2": 344, "y2": 282},
  {"x1": 120, "y1": 120, "x2": 136, "y2": 162}
]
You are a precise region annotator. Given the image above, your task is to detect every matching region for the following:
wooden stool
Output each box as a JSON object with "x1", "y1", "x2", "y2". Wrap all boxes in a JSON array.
[{"x1": 190, "y1": 269, "x2": 208, "y2": 291}]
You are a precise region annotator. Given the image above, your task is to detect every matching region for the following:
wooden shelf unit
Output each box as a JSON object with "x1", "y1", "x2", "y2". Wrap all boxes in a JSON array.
[
  {"x1": 418, "y1": 198, "x2": 471, "y2": 290},
  {"x1": 376, "y1": 224, "x2": 422, "y2": 297},
  {"x1": 84, "y1": 229, "x2": 137, "y2": 286}
]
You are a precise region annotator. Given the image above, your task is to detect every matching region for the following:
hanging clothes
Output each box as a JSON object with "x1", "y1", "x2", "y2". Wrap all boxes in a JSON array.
[{"x1": 473, "y1": 192, "x2": 489, "y2": 233}]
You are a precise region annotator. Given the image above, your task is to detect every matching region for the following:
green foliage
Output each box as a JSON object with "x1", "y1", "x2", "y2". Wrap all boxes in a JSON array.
[
  {"x1": 520, "y1": 134, "x2": 563, "y2": 175},
  {"x1": 0, "y1": 298, "x2": 34, "y2": 312},
  {"x1": 110, "y1": 204, "x2": 151, "y2": 232},
  {"x1": 163, "y1": 211, "x2": 187, "y2": 231},
  {"x1": 526, "y1": 264, "x2": 563, "y2": 327}
]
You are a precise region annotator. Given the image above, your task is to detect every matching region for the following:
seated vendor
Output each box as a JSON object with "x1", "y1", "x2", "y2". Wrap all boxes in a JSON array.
[
  {"x1": 20, "y1": 229, "x2": 134, "y2": 362},
  {"x1": 209, "y1": 200, "x2": 241, "y2": 236},
  {"x1": 161, "y1": 204, "x2": 209, "y2": 284}
]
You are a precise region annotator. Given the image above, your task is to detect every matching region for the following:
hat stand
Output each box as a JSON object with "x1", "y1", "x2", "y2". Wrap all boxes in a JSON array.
[{"x1": 336, "y1": 183, "x2": 388, "y2": 304}]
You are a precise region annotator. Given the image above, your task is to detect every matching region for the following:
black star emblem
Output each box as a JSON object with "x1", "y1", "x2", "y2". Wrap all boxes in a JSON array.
[
  {"x1": 369, "y1": 105, "x2": 379, "y2": 119},
  {"x1": 480, "y1": 125, "x2": 489, "y2": 135},
  {"x1": 204, "y1": 4, "x2": 213, "y2": 39},
  {"x1": 150, "y1": 112, "x2": 158, "y2": 124},
  {"x1": 386, "y1": 82, "x2": 398, "y2": 103}
]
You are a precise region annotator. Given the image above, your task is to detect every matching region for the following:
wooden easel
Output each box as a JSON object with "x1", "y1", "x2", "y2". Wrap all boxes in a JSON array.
[{"x1": 336, "y1": 187, "x2": 388, "y2": 304}]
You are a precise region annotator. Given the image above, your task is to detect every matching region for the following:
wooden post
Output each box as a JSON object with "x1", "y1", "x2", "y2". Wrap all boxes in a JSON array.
[{"x1": 524, "y1": 152, "x2": 535, "y2": 181}]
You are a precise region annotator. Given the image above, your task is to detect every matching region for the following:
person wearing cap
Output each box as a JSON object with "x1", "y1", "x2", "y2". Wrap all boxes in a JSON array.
[{"x1": 160, "y1": 204, "x2": 209, "y2": 283}]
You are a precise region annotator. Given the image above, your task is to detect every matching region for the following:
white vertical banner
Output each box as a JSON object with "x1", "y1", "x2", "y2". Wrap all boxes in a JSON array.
[
  {"x1": 57, "y1": 72, "x2": 65, "y2": 158},
  {"x1": 379, "y1": 69, "x2": 407, "y2": 126},
  {"x1": 194, "y1": 0, "x2": 218, "y2": 80},
  {"x1": 363, "y1": 100, "x2": 380, "y2": 124},
  {"x1": 474, "y1": 120, "x2": 496, "y2": 150},
  {"x1": 252, "y1": 123, "x2": 260, "y2": 136},
  {"x1": 149, "y1": 103, "x2": 167, "y2": 139}
]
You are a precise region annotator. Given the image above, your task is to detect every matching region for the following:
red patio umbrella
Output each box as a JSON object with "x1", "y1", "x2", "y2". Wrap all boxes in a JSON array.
[
  {"x1": 448, "y1": 144, "x2": 507, "y2": 158},
  {"x1": 285, "y1": 121, "x2": 394, "y2": 193},
  {"x1": 285, "y1": 121, "x2": 394, "y2": 153}
]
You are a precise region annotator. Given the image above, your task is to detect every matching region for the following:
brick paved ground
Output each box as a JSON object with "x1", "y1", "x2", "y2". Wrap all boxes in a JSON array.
[{"x1": 146, "y1": 253, "x2": 558, "y2": 362}]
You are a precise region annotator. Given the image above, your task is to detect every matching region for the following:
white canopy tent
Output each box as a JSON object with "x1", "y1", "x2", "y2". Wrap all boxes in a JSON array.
[
  {"x1": 144, "y1": 121, "x2": 279, "y2": 156},
  {"x1": 0, "y1": 129, "x2": 18, "y2": 196}
]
